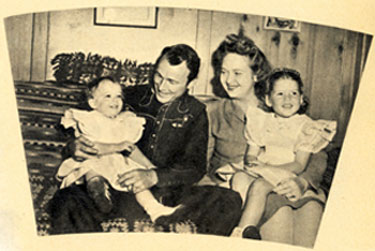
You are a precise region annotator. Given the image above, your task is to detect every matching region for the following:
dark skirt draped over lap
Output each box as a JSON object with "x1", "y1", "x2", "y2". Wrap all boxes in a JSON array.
[{"x1": 49, "y1": 184, "x2": 242, "y2": 235}]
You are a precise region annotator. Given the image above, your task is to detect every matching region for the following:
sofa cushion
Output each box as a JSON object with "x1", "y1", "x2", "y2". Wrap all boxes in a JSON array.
[
  {"x1": 15, "y1": 80, "x2": 87, "y2": 234},
  {"x1": 321, "y1": 147, "x2": 341, "y2": 195},
  {"x1": 15, "y1": 81, "x2": 86, "y2": 176}
]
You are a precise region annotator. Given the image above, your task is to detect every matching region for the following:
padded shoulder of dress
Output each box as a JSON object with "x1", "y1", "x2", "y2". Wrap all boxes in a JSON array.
[
  {"x1": 194, "y1": 95, "x2": 221, "y2": 104},
  {"x1": 206, "y1": 100, "x2": 226, "y2": 118}
]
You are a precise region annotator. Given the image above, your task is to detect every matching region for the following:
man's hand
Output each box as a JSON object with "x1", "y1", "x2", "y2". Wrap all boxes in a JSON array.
[
  {"x1": 117, "y1": 169, "x2": 158, "y2": 193},
  {"x1": 69, "y1": 136, "x2": 98, "y2": 161}
]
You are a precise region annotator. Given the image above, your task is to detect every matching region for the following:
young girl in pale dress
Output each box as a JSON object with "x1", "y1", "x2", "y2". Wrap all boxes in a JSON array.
[
  {"x1": 56, "y1": 77, "x2": 178, "y2": 220},
  {"x1": 230, "y1": 68, "x2": 336, "y2": 239}
]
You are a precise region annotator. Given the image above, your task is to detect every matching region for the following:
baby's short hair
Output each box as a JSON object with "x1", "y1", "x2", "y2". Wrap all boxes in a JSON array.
[{"x1": 86, "y1": 76, "x2": 118, "y2": 99}]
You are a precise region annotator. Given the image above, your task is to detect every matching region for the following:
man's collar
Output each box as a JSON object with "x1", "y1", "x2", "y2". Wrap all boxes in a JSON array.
[
  {"x1": 139, "y1": 85, "x2": 154, "y2": 107},
  {"x1": 139, "y1": 85, "x2": 190, "y2": 114}
]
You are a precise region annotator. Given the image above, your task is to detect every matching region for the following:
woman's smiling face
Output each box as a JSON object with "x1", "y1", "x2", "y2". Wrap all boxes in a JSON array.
[{"x1": 220, "y1": 53, "x2": 255, "y2": 100}]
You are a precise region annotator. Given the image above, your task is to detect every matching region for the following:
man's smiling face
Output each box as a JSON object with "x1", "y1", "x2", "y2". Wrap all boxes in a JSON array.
[{"x1": 153, "y1": 57, "x2": 190, "y2": 104}]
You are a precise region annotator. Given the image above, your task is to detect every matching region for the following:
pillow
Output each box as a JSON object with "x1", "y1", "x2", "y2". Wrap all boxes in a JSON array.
[{"x1": 321, "y1": 147, "x2": 341, "y2": 195}]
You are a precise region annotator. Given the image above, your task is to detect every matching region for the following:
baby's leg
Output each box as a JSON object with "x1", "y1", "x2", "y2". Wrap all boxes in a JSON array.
[
  {"x1": 231, "y1": 171, "x2": 257, "y2": 205},
  {"x1": 231, "y1": 178, "x2": 274, "y2": 239},
  {"x1": 86, "y1": 171, "x2": 112, "y2": 214},
  {"x1": 135, "y1": 190, "x2": 181, "y2": 222}
]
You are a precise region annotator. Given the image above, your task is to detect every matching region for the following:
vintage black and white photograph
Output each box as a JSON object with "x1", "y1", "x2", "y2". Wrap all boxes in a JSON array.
[{"x1": 3, "y1": 5, "x2": 373, "y2": 249}]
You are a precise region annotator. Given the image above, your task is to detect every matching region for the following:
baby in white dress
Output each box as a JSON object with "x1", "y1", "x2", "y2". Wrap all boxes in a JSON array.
[{"x1": 57, "y1": 77, "x2": 178, "y2": 220}]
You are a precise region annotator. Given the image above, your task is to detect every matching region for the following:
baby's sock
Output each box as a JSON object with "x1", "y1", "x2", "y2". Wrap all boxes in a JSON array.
[
  {"x1": 136, "y1": 190, "x2": 182, "y2": 222},
  {"x1": 147, "y1": 203, "x2": 182, "y2": 223},
  {"x1": 230, "y1": 226, "x2": 244, "y2": 237}
]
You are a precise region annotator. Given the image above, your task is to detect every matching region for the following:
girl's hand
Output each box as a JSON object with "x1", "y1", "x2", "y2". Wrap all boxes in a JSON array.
[
  {"x1": 244, "y1": 161, "x2": 259, "y2": 171},
  {"x1": 273, "y1": 176, "x2": 308, "y2": 202},
  {"x1": 69, "y1": 136, "x2": 98, "y2": 161},
  {"x1": 245, "y1": 160, "x2": 267, "y2": 170},
  {"x1": 244, "y1": 154, "x2": 258, "y2": 166}
]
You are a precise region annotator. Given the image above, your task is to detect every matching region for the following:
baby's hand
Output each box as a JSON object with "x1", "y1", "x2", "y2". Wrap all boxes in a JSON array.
[
  {"x1": 119, "y1": 141, "x2": 136, "y2": 153},
  {"x1": 94, "y1": 141, "x2": 135, "y2": 155},
  {"x1": 92, "y1": 142, "x2": 112, "y2": 156},
  {"x1": 244, "y1": 160, "x2": 260, "y2": 171}
]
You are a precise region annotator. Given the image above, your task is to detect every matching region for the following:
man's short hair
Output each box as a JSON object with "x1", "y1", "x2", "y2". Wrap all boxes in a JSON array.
[{"x1": 154, "y1": 44, "x2": 201, "y2": 85}]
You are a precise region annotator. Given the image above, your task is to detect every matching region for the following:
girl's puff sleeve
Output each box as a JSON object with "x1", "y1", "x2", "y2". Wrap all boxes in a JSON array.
[{"x1": 296, "y1": 118, "x2": 337, "y2": 154}]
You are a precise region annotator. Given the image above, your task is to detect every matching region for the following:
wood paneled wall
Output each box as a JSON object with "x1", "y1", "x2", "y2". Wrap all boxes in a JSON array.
[
  {"x1": 4, "y1": 9, "x2": 371, "y2": 147},
  {"x1": 4, "y1": 14, "x2": 34, "y2": 81}
]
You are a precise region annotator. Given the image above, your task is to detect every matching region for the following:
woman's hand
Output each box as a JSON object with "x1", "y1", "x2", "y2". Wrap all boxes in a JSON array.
[
  {"x1": 69, "y1": 136, "x2": 98, "y2": 161},
  {"x1": 273, "y1": 176, "x2": 308, "y2": 202},
  {"x1": 117, "y1": 169, "x2": 158, "y2": 194}
]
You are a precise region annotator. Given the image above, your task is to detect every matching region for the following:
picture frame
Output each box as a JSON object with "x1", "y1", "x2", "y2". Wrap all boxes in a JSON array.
[
  {"x1": 264, "y1": 16, "x2": 300, "y2": 32},
  {"x1": 94, "y1": 7, "x2": 158, "y2": 28}
]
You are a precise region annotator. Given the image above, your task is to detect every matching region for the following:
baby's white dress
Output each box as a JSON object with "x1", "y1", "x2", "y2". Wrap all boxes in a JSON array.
[{"x1": 56, "y1": 108, "x2": 146, "y2": 191}]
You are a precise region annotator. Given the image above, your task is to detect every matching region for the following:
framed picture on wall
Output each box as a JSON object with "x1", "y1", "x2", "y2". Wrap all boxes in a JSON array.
[
  {"x1": 264, "y1": 16, "x2": 300, "y2": 32},
  {"x1": 94, "y1": 7, "x2": 158, "y2": 28}
]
